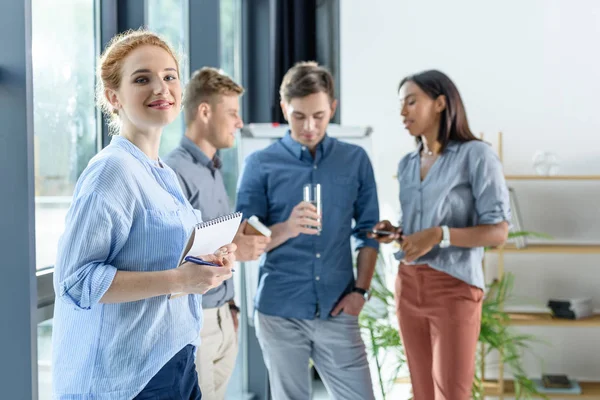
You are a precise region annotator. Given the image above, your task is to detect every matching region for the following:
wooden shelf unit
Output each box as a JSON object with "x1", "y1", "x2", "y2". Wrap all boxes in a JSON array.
[
  {"x1": 508, "y1": 312, "x2": 600, "y2": 327},
  {"x1": 481, "y1": 132, "x2": 600, "y2": 399},
  {"x1": 484, "y1": 380, "x2": 600, "y2": 398},
  {"x1": 492, "y1": 131, "x2": 600, "y2": 181}
]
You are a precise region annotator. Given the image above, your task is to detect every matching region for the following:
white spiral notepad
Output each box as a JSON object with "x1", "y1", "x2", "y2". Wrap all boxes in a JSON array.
[{"x1": 170, "y1": 211, "x2": 242, "y2": 298}]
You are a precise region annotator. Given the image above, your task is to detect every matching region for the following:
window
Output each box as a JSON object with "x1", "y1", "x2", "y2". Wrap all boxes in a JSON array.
[
  {"x1": 146, "y1": 0, "x2": 190, "y2": 157},
  {"x1": 220, "y1": 0, "x2": 242, "y2": 82},
  {"x1": 218, "y1": 2, "x2": 245, "y2": 399},
  {"x1": 219, "y1": 0, "x2": 243, "y2": 209},
  {"x1": 32, "y1": 0, "x2": 98, "y2": 271},
  {"x1": 38, "y1": 319, "x2": 53, "y2": 400},
  {"x1": 32, "y1": 0, "x2": 98, "y2": 396}
]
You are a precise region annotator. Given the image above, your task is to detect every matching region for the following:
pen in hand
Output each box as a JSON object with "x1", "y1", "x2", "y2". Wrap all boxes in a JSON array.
[{"x1": 184, "y1": 255, "x2": 236, "y2": 272}]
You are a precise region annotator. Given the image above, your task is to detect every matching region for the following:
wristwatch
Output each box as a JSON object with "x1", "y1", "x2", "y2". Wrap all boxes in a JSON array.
[
  {"x1": 439, "y1": 225, "x2": 451, "y2": 248},
  {"x1": 352, "y1": 287, "x2": 371, "y2": 301}
]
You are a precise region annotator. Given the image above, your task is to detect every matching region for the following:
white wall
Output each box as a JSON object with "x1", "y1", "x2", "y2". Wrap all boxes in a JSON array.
[{"x1": 341, "y1": 0, "x2": 600, "y2": 384}]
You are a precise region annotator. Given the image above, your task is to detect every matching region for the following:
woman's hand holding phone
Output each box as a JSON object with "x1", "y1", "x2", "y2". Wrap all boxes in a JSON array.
[{"x1": 368, "y1": 220, "x2": 402, "y2": 244}]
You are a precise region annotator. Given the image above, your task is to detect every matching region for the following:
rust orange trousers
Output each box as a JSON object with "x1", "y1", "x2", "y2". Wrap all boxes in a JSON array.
[{"x1": 395, "y1": 263, "x2": 483, "y2": 400}]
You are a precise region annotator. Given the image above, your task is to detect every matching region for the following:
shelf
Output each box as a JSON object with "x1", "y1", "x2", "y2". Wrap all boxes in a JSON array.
[
  {"x1": 508, "y1": 312, "x2": 600, "y2": 327},
  {"x1": 504, "y1": 175, "x2": 600, "y2": 180},
  {"x1": 488, "y1": 244, "x2": 600, "y2": 254},
  {"x1": 484, "y1": 379, "x2": 600, "y2": 398}
]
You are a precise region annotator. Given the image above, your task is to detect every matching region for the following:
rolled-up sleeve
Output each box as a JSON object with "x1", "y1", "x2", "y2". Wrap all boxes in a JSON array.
[
  {"x1": 352, "y1": 150, "x2": 380, "y2": 250},
  {"x1": 469, "y1": 145, "x2": 511, "y2": 225},
  {"x1": 54, "y1": 192, "x2": 131, "y2": 310},
  {"x1": 236, "y1": 153, "x2": 268, "y2": 221}
]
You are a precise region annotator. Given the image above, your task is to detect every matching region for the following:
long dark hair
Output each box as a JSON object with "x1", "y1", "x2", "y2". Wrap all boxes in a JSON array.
[{"x1": 399, "y1": 70, "x2": 480, "y2": 152}]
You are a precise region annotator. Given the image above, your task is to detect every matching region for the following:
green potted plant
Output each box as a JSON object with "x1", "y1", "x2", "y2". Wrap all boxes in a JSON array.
[
  {"x1": 473, "y1": 272, "x2": 546, "y2": 399},
  {"x1": 359, "y1": 252, "x2": 406, "y2": 400}
]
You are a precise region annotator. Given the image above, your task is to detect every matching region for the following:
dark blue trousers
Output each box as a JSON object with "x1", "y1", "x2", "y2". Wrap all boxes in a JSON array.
[{"x1": 134, "y1": 345, "x2": 202, "y2": 400}]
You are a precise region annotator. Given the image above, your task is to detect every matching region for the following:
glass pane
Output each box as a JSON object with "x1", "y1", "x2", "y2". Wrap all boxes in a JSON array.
[
  {"x1": 38, "y1": 319, "x2": 53, "y2": 400},
  {"x1": 220, "y1": 0, "x2": 242, "y2": 82},
  {"x1": 32, "y1": 0, "x2": 98, "y2": 270},
  {"x1": 219, "y1": 0, "x2": 243, "y2": 210},
  {"x1": 146, "y1": 0, "x2": 190, "y2": 158},
  {"x1": 220, "y1": 1, "x2": 244, "y2": 399}
]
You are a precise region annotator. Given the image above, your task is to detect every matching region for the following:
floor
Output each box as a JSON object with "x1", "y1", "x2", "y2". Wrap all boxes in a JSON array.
[{"x1": 311, "y1": 376, "x2": 413, "y2": 400}]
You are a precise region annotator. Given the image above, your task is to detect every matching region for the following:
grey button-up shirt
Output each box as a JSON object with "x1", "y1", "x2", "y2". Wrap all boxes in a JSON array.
[
  {"x1": 396, "y1": 140, "x2": 511, "y2": 289},
  {"x1": 164, "y1": 136, "x2": 234, "y2": 309}
]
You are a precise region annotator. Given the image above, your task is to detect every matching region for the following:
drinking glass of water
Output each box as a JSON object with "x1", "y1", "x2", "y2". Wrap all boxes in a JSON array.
[{"x1": 303, "y1": 183, "x2": 322, "y2": 232}]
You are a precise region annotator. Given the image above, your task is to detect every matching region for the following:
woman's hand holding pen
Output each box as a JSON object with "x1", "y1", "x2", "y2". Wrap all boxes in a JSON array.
[
  {"x1": 176, "y1": 243, "x2": 237, "y2": 294},
  {"x1": 400, "y1": 228, "x2": 442, "y2": 263},
  {"x1": 368, "y1": 220, "x2": 402, "y2": 244}
]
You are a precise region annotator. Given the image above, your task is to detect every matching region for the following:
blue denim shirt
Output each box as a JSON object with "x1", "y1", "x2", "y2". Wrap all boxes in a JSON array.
[
  {"x1": 236, "y1": 132, "x2": 380, "y2": 320},
  {"x1": 396, "y1": 140, "x2": 511, "y2": 289}
]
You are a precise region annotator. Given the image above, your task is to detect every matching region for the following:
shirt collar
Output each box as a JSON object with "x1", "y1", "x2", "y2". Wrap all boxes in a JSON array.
[
  {"x1": 110, "y1": 135, "x2": 164, "y2": 168},
  {"x1": 280, "y1": 130, "x2": 333, "y2": 160},
  {"x1": 180, "y1": 136, "x2": 222, "y2": 170},
  {"x1": 408, "y1": 140, "x2": 460, "y2": 159}
]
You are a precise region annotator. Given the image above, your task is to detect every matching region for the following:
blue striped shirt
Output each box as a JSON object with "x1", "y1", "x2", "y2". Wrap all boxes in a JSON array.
[
  {"x1": 396, "y1": 140, "x2": 511, "y2": 289},
  {"x1": 52, "y1": 135, "x2": 204, "y2": 399}
]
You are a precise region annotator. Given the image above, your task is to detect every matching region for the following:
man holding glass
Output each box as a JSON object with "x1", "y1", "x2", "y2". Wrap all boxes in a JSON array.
[{"x1": 236, "y1": 61, "x2": 379, "y2": 400}]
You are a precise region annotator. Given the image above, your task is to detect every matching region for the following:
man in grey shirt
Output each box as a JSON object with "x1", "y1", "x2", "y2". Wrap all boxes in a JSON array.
[{"x1": 165, "y1": 67, "x2": 270, "y2": 400}]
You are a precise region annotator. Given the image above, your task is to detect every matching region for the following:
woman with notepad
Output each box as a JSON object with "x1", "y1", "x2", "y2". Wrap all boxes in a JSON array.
[{"x1": 51, "y1": 30, "x2": 236, "y2": 400}]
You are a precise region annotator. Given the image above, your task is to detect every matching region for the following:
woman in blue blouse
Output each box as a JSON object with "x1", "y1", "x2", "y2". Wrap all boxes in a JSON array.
[
  {"x1": 373, "y1": 70, "x2": 510, "y2": 399},
  {"x1": 52, "y1": 30, "x2": 235, "y2": 399}
]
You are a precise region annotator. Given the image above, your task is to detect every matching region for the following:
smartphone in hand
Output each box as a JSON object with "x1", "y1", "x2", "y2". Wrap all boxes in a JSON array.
[{"x1": 359, "y1": 229, "x2": 398, "y2": 237}]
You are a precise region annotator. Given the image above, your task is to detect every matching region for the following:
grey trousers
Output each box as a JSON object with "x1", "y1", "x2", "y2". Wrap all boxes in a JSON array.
[{"x1": 255, "y1": 311, "x2": 375, "y2": 400}]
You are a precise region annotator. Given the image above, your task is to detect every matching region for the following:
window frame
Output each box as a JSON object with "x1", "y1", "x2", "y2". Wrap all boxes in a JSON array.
[{"x1": 1, "y1": 0, "x2": 38, "y2": 398}]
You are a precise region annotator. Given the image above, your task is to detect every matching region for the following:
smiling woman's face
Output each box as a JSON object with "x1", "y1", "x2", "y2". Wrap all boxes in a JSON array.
[{"x1": 106, "y1": 44, "x2": 182, "y2": 131}]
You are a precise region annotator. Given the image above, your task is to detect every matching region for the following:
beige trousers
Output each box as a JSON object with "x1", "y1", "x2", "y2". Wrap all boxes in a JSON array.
[{"x1": 196, "y1": 303, "x2": 238, "y2": 400}]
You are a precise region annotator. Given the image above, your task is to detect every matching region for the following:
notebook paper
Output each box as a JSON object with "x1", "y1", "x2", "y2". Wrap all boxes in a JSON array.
[{"x1": 170, "y1": 212, "x2": 242, "y2": 298}]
